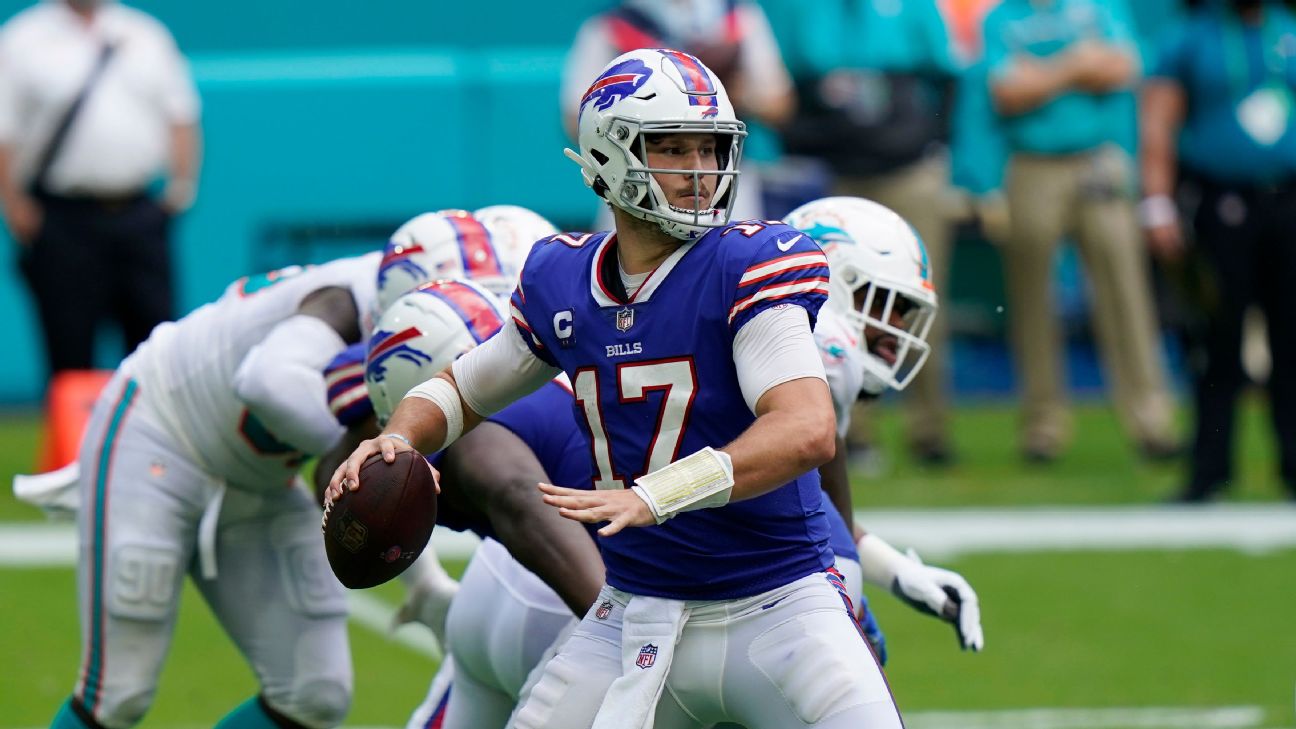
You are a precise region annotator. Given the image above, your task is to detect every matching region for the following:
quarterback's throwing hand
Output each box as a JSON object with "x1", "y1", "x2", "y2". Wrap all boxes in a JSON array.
[
  {"x1": 539, "y1": 483, "x2": 654, "y2": 537},
  {"x1": 324, "y1": 434, "x2": 414, "y2": 504}
]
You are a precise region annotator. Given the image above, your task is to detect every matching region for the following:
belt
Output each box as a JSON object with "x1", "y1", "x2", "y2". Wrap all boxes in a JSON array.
[{"x1": 34, "y1": 189, "x2": 149, "y2": 211}]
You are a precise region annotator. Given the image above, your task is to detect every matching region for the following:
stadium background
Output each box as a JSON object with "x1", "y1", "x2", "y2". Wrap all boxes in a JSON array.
[
  {"x1": 1, "y1": 1, "x2": 1293, "y2": 728},
  {"x1": 0, "y1": 0, "x2": 1182, "y2": 402}
]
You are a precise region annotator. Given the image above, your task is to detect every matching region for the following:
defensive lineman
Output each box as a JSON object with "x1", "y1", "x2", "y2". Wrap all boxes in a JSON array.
[
  {"x1": 787, "y1": 196, "x2": 984, "y2": 653},
  {"x1": 52, "y1": 253, "x2": 378, "y2": 729}
]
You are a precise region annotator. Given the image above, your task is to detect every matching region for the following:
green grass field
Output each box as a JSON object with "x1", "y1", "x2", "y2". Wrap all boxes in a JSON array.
[{"x1": 3, "y1": 398, "x2": 1294, "y2": 728}]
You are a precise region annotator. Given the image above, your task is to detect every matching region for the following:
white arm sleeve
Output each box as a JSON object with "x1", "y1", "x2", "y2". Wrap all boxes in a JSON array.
[
  {"x1": 233, "y1": 315, "x2": 348, "y2": 455},
  {"x1": 450, "y1": 319, "x2": 560, "y2": 417},
  {"x1": 732, "y1": 305, "x2": 827, "y2": 414}
]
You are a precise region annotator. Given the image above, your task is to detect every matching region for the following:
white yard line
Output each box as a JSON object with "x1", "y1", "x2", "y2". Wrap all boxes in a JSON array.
[
  {"x1": 853, "y1": 504, "x2": 1296, "y2": 559},
  {"x1": 3, "y1": 504, "x2": 1292, "y2": 568}
]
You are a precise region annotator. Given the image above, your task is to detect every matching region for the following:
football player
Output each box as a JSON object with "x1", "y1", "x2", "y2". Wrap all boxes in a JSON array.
[
  {"x1": 330, "y1": 49, "x2": 902, "y2": 728},
  {"x1": 313, "y1": 279, "x2": 604, "y2": 729},
  {"x1": 786, "y1": 196, "x2": 984, "y2": 654},
  {"x1": 375, "y1": 206, "x2": 557, "y2": 311},
  {"x1": 50, "y1": 252, "x2": 380, "y2": 729}
]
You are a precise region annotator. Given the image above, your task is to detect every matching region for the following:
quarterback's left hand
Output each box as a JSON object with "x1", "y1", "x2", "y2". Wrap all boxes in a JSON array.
[
  {"x1": 892, "y1": 548, "x2": 984, "y2": 653},
  {"x1": 538, "y1": 483, "x2": 654, "y2": 537}
]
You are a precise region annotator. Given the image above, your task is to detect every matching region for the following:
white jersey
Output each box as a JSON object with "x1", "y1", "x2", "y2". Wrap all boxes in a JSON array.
[
  {"x1": 122, "y1": 253, "x2": 380, "y2": 490},
  {"x1": 815, "y1": 307, "x2": 866, "y2": 438}
]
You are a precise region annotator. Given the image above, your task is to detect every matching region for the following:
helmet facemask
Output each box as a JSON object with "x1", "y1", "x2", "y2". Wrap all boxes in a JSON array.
[
  {"x1": 603, "y1": 118, "x2": 745, "y2": 240},
  {"x1": 836, "y1": 260, "x2": 936, "y2": 393}
]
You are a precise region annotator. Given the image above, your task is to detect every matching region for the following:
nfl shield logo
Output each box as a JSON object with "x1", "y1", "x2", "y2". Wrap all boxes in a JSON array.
[
  {"x1": 616, "y1": 307, "x2": 634, "y2": 332},
  {"x1": 595, "y1": 600, "x2": 613, "y2": 620},
  {"x1": 636, "y1": 643, "x2": 658, "y2": 669}
]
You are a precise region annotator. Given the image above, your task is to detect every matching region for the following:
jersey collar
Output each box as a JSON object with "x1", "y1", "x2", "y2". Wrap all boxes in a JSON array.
[{"x1": 589, "y1": 233, "x2": 698, "y2": 308}]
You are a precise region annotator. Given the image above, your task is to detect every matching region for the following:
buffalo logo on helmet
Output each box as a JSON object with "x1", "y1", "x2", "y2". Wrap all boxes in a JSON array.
[
  {"x1": 580, "y1": 58, "x2": 653, "y2": 116},
  {"x1": 366, "y1": 327, "x2": 434, "y2": 382},
  {"x1": 377, "y1": 242, "x2": 430, "y2": 289}
]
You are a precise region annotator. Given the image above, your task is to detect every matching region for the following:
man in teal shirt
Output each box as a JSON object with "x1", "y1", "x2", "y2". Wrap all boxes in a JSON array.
[
  {"x1": 984, "y1": 0, "x2": 1179, "y2": 462},
  {"x1": 765, "y1": 0, "x2": 965, "y2": 465},
  {"x1": 1140, "y1": 0, "x2": 1296, "y2": 501}
]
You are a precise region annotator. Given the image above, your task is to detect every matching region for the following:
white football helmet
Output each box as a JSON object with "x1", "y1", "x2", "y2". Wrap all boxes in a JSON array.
[
  {"x1": 785, "y1": 196, "x2": 939, "y2": 393},
  {"x1": 375, "y1": 210, "x2": 508, "y2": 313},
  {"x1": 472, "y1": 204, "x2": 559, "y2": 291},
  {"x1": 565, "y1": 47, "x2": 746, "y2": 240},
  {"x1": 365, "y1": 278, "x2": 506, "y2": 424}
]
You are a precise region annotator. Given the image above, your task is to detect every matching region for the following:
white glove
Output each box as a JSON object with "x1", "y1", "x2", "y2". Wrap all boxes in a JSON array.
[{"x1": 856, "y1": 533, "x2": 985, "y2": 652}]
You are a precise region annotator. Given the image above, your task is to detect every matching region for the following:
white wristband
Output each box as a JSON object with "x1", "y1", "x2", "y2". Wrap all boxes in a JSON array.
[
  {"x1": 403, "y1": 377, "x2": 464, "y2": 452},
  {"x1": 855, "y1": 533, "x2": 909, "y2": 589},
  {"x1": 631, "y1": 447, "x2": 735, "y2": 523},
  {"x1": 1138, "y1": 194, "x2": 1178, "y2": 229},
  {"x1": 384, "y1": 433, "x2": 413, "y2": 448}
]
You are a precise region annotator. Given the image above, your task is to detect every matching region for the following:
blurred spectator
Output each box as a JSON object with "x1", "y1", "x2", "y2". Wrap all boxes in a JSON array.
[
  {"x1": 763, "y1": 0, "x2": 965, "y2": 465},
  {"x1": 0, "y1": 0, "x2": 200, "y2": 377},
  {"x1": 560, "y1": 0, "x2": 793, "y2": 224},
  {"x1": 1140, "y1": 0, "x2": 1296, "y2": 501},
  {"x1": 984, "y1": 0, "x2": 1179, "y2": 462}
]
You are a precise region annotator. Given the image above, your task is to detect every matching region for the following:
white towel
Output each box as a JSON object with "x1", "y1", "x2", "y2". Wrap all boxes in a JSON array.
[
  {"x1": 12, "y1": 461, "x2": 82, "y2": 520},
  {"x1": 591, "y1": 595, "x2": 689, "y2": 729}
]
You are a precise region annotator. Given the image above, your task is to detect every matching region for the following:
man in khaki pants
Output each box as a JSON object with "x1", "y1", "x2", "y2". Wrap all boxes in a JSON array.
[{"x1": 984, "y1": 0, "x2": 1177, "y2": 461}]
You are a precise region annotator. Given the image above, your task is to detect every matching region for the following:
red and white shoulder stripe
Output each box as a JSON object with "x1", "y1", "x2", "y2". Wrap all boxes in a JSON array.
[{"x1": 728, "y1": 250, "x2": 830, "y2": 324}]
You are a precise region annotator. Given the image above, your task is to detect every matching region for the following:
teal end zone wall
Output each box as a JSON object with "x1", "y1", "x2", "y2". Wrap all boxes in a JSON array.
[
  {"x1": 0, "y1": 1, "x2": 615, "y2": 403},
  {"x1": 0, "y1": 1, "x2": 614, "y2": 51}
]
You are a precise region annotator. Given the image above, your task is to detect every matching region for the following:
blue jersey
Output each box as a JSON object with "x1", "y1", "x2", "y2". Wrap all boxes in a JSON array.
[
  {"x1": 823, "y1": 495, "x2": 858, "y2": 562},
  {"x1": 509, "y1": 222, "x2": 834, "y2": 600}
]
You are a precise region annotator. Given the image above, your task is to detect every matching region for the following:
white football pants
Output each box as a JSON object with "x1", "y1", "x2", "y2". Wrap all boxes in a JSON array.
[
  {"x1": 508, "y1": 571, "x2": 902, "y2": 729},
  {"x1": 71, "y1": 373, "x2": 352, "y2": 729},
  {"x1": 405, "y1": 538, "x2": 576, "y2": 729}
]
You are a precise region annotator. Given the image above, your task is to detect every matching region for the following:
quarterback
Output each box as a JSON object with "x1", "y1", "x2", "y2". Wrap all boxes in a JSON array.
[{"x1": 330, "y1": 49, "x2": 901, "y2": 728}]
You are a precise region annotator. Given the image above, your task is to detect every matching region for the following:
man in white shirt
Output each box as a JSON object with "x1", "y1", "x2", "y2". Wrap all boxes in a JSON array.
[{"x1": 0, "y1": 0, "x2": 201, "y2": 375}]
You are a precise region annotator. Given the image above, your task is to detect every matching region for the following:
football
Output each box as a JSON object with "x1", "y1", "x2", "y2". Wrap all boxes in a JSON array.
[{"x1": 323, "y1": 450, "x2": 438, "y2": 589}]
